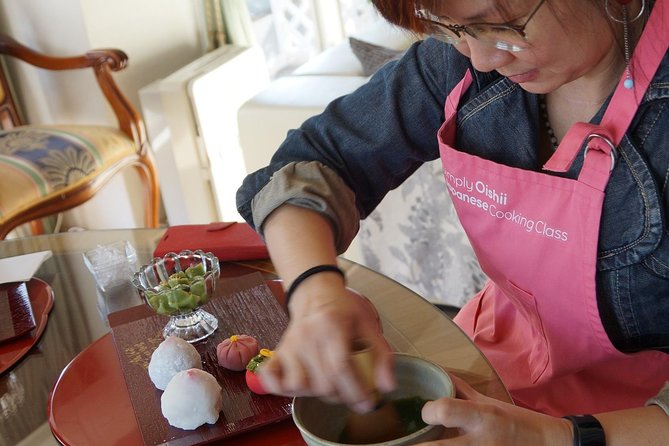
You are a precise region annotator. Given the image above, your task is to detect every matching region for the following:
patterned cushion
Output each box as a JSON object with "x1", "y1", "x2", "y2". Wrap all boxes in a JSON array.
[
  {"x1": 358, "y1": 160, "x2": 487, "y2": 307},
  {"x1": 0, "y1": 125, "x2": 136, "y2": 222},
  {"x1": 349, "y1": 37, "x2": 404, "y2": 76}
]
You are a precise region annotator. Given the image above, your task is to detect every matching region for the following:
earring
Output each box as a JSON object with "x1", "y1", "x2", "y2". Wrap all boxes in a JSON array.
[
  {"x1": 605, "y1": 0, "x2": 646, "y2": 89},
  {"x1": 621, "y1": 3, "x2": 634, "y2": 89}
]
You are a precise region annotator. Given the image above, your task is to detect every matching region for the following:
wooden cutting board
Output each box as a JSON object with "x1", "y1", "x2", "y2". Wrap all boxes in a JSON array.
[{"x1": 110, "y1": 272, "x2": 293, "y2": 446}]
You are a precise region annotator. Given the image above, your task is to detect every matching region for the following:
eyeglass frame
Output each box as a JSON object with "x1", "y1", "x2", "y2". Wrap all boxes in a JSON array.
[{"x1": 415, "y1": 0, "x2": 547, "y2": 52}]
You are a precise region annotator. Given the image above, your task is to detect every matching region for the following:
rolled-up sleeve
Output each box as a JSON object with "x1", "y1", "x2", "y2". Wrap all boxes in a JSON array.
[{"x1": 251, "y1": 161, "x2": 360, "y2": 253}]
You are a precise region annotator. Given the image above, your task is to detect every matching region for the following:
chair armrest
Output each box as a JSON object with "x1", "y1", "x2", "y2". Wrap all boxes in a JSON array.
[
  {"x1": 0, "y1": 34, "x2": 146, "y2": 152},
  {"x1": 0, "y1": 34, "x2": 127, "y2": 71}
]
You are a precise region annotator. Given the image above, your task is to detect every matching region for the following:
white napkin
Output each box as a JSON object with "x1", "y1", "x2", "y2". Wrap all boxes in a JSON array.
[{"x1": 0, "y1": 251, "x2": 53, "y2": 284}]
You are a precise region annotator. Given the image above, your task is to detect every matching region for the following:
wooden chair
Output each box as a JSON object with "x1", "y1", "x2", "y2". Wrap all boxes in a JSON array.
[{"x1": 0, "y1": 33, "x2": 160, "y2": 239}]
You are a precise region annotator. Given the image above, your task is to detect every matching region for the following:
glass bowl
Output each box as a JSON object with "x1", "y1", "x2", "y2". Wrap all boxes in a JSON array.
[{"x1": 132, "y1": 250, "x2": 220, "y2": 343}]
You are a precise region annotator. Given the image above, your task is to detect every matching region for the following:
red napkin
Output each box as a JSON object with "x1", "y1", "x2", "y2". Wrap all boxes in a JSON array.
[
  {"x1": 0, "y1": 282, "x2": 36, "y2": 344},
  {"x1": 153, "y1": 222, "x2": 269, "y2": 261}
]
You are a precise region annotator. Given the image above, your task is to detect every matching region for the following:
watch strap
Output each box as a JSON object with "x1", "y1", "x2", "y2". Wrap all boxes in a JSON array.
[{"x1": 563, "y1": 414, "x2": 606, "y2": 446}]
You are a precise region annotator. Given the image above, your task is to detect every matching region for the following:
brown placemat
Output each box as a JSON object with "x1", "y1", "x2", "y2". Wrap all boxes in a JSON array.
[
  {"x1": 110, "y1": 272, "x2": 292, "y2": 446},
  {"x1": 0, "y1": 282, "x2": 36, "y2": 344}
]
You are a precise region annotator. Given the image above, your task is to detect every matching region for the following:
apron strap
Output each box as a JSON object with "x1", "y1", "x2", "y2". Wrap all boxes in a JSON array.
[
  {"x1": 556, "y1": 123, "x2": 617, "y2": 191},
  {"x1": 543, "y1": 0, "x2": 669, "y2": 175},
  {"x1": 441, "y1": 69, "x2": 474, "y2": 145}
]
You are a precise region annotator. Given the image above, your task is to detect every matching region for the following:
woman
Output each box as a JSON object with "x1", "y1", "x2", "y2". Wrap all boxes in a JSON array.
[{"x1": 236, "y1": 0, "x2": 669, "y2": 443}]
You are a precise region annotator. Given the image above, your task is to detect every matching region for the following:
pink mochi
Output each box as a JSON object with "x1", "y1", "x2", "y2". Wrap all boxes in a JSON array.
[{"x1": 216, "y1": 335, "x2": 260, "y2": 371}]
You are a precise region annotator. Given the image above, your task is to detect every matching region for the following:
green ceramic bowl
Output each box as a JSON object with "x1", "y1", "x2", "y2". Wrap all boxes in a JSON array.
[{"x1": 292, "y1": 353, "x2": 454, "y2": 446}]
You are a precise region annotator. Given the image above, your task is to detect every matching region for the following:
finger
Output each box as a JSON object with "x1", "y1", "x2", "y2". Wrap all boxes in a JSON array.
[
  {"x1": 258, "y1": 356, "x2": 286, "y2": 395},
  {"x1": 332, "y1": 352, "x2": 371, "y2": 410},
  {"x1": 421, "y1": 397, "x2": 479, "y2": 429},
  {"x1": 301, "y1": 339, "x2": 337, "y2": 397},
  {"x1": 370, "y1": 338, "x2": 396, "y2": 394},
  {"x1": 259, "y1": 351, "x2": 313, "y2": 397},
  {"x1": 414, "y1": 433, "x2": 471, "y2": 446},
  {"x1": 321, "y1": 333, "x2": 371, "y2": 410},
  {"x1": 278, "y1": 348, "x2": 314, "y2": 395},
  {"x1": 283, "y1": 363, "x2": 311, "y2": 395}
]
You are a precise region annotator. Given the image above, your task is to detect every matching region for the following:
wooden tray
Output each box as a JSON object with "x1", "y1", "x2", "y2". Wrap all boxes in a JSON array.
[{"x1": 110, "y1": 272, "x2": 292, "y2": 446}]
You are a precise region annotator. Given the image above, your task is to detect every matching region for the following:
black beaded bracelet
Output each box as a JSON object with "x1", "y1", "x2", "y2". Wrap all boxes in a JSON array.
[
  {"x1": 563, "y1": 415, "x2": 606, "y2": 446},
  {"x1": 284, "y1": 264, "x2": 345, "y2": 305}
]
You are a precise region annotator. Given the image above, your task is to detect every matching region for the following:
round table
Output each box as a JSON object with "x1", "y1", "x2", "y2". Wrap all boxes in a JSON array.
[
  {"x1": 47, "y1": 259, "x2": 510, "y2": 445},
  {"x1": 0, "y1": 229, "x2": 509, "y2": 446}
]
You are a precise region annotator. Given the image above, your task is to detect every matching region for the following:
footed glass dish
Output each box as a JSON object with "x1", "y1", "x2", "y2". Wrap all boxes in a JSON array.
[{"x1": 133, "y1": 250, "x2": 220, "y2": 343}]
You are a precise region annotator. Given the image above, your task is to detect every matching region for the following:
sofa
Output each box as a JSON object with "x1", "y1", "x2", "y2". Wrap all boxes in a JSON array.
[
  {"x1": 238, "y1": 19, "x2": 414, "y2": 171},
  {"x1": 237, "y1": 21, "x2": 486, "y2": 308}
]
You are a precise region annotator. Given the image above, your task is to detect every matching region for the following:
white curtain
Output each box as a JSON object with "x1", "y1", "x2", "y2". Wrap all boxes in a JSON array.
[{"x1": 202, "y1": 0, "x2": 255, "y2": 50}]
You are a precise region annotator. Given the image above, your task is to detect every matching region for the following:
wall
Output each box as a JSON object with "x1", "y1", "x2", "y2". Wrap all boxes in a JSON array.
[{"x1": 0, "y1": 0, "x2": 205, "y2": 230}]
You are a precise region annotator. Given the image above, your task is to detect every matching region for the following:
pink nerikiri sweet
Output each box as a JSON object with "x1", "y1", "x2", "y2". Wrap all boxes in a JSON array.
[{"x1": 216, "y1": 334, "x2": 260, "y2": 371}]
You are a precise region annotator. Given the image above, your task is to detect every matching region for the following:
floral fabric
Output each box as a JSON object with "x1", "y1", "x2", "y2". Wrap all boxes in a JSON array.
[
  {"x1": 357, "y1": 159, "x2": 487, "y2": 307},
  {"x1": 0, "y1": 125, "x2": 135, "y2": 221}
]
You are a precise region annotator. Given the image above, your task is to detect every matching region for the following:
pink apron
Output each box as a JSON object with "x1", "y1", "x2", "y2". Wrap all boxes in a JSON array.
[{"x1": 442, "y1": 1, "x2": 669, "y2": 416}]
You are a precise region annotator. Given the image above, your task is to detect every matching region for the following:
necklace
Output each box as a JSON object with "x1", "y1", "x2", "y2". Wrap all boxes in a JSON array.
[{"x1": 538, "y1": 94, "x2": 559, "y2": 151}]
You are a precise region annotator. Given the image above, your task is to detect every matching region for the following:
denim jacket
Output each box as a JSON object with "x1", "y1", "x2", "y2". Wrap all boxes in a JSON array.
[{"x1": 237, "y1": 37, "x2": 669, "y2": 355}]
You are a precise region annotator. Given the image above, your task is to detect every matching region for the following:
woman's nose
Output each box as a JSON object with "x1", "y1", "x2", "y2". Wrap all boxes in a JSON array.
[{"x1": 456, "y1": 36, "x2": 515, "y2": 73}]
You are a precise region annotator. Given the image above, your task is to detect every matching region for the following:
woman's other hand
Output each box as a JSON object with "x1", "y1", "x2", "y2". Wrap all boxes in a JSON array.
[{"x1": 418, "y1": 375, "x2": 572, "y2": 445}]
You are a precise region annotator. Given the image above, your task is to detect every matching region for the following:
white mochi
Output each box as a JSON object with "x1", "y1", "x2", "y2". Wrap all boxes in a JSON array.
[
  {"x1": 161, "y1": 368, "x2": 223, "y2": 430},
  {"x1": 148, "y1": 336, "x2": 202, "y2": 390}
]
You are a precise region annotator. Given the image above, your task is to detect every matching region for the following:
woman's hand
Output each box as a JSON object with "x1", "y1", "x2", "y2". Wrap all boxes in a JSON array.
[
  {"x1": 258, "y1": 204, "x2": 395, "y2": 412},
  {"x1": 417, "y1": 375, "x2": 573, "y2": 445},
  {"x1": 258, "y1": 274, "x2": 394, "y2": 413}
]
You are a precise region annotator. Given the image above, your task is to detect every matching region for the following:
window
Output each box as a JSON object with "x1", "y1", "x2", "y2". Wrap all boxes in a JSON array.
[
  {"x1": 246, "y1": 0, "x2": 379, "y2": 78},
  {"x1": 338, "y1": 0, "x2": 379, "y2": 35}
]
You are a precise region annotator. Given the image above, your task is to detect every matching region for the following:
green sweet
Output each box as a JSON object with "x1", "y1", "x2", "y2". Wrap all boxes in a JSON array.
[
  {"x1": 147, "y1": 293, "x2": 162, "y2": 309},
  {"x1": 185, "y1": 263, "x2": 205, "y2": 279},
  {"x1": 190, "y1": 278, "x2": 205, "y2": 297},
  {"x1": 169, "y1": 288, "x2": 189, "y2": 306},
  {"x1": 167, "y1": 271, "x2": 190, "y2": 288},
  {"x1": 147, "y1": 263, "x2": 211, "y2": 314},
  {"x1": 156, "y1": 300, "x2": 175, "y2": 316}
]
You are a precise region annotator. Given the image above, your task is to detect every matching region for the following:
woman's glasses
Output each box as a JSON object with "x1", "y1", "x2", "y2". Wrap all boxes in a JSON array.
[{"x1": 415, "y1": 0, "x2": 547, "y2": 52}]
